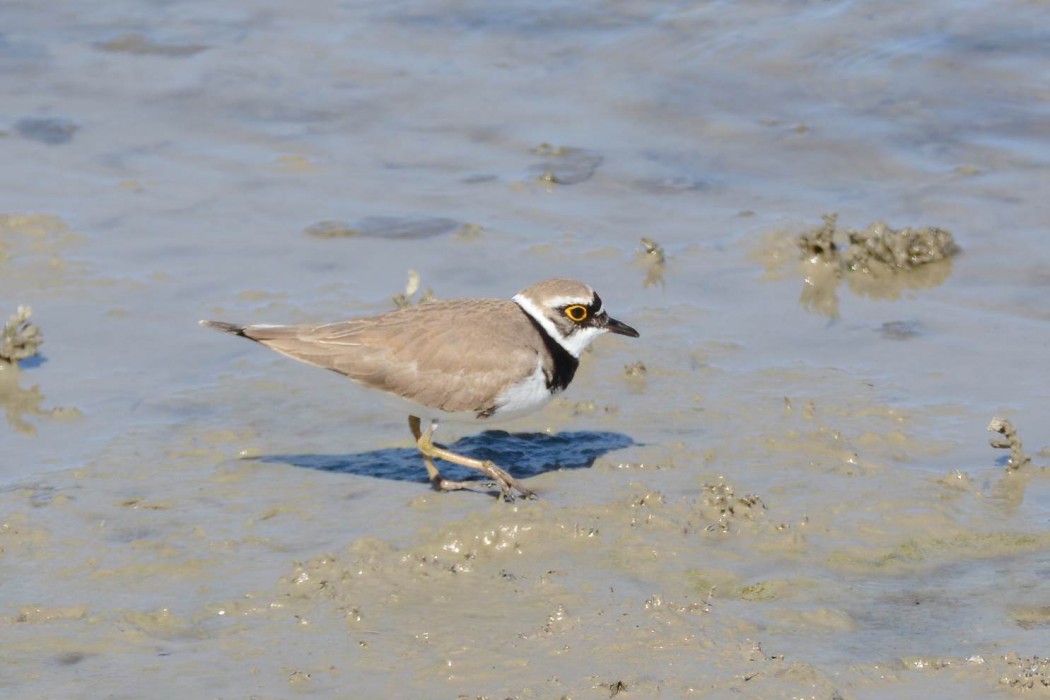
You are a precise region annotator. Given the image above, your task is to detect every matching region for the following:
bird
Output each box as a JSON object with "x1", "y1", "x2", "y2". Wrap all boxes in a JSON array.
[{"x1": 200, "y1": 278, "x2": 639, "y2": 500}]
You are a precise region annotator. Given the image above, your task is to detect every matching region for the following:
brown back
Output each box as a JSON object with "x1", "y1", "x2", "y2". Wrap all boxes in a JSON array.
[{"x1": 244, "y1": 299, "x2": 545, "y2": 413}]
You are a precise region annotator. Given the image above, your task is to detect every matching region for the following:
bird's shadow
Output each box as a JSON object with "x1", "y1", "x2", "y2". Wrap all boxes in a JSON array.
[{"x1": 259, "y1": 430, "x2": 635, "y2": 485}]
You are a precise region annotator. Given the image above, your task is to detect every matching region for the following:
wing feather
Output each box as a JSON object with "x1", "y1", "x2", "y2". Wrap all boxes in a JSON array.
[{"x1": 241, "y1": 300, "x2": 542, "y2": 413}]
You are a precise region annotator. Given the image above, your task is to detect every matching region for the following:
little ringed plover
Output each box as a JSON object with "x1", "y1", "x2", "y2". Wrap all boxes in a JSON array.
[{"x1": 201, "y1": 278, "x2": 639, "y2": 500}]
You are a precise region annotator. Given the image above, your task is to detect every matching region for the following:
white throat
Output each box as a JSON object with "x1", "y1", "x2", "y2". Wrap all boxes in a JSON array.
[{"x1": 513, "y1": 293, "x2": 604, "y2": 359}]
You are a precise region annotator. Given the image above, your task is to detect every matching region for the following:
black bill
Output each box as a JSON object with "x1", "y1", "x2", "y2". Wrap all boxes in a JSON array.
[{"x1": 604, "y1": 316, "x2": 639, "y2": 338}]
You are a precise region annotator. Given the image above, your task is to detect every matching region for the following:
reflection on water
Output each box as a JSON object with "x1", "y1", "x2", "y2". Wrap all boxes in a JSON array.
[
  {"x1": 759, "y1": 214, "x2": 960, "y2": 318},
  {"x1": 0, "y1": 368, "x2": 79, "y2": 435},
  {"x1": 14, "y1": 117, "x2": 79, "y2": 145},
  {"x1": 0, "y1": 306, "x2": 75, "y2": 435},
  {"x1": 800, "y1": 255, "x2": 955, "y2": 318},
  {"x1": 304, "y1": 216, "x2": 463, "y2": 240},
  {"x1": 635, "y1": 237, "x2": 667, "y2": 288},
  {"x1": 526, "y1": 143, "x2": 604, "y2": 185}
]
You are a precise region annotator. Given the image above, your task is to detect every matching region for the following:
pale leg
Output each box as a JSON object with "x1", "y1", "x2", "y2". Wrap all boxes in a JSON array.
[
  {"x1": 408, "y1": 416, "x2": 535, "y2": 501},
  {"x1": 408, "y1": 416, "x2": 476, "y2": 493}
]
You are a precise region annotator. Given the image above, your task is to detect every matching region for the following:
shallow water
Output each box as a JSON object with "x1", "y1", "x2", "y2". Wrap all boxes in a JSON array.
[{"x1": 2, "y1": 0, "x2": 1049, "y2": 697}]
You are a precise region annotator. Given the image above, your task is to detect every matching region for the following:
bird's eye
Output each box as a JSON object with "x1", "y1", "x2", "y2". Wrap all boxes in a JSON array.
[{"x1": 564, "y1": 305, "x2": 588, "y2": 322}]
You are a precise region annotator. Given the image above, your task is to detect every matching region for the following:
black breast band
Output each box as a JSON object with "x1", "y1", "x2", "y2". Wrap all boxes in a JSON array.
[{"x1": 518, "y1": 309, "x2": 578, "y2": 393}]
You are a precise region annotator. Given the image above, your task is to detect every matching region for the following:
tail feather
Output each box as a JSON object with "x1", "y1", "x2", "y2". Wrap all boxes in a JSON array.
[
  {"x1": 199, "y1": 319, "x2": 248, "y2": 336},
  {"x1": 200, "y1": 319, "x2": 299, "y2": 343}
]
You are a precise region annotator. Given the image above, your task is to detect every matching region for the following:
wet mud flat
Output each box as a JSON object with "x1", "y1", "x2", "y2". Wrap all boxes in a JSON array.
[
  {"x1": 2, "y1": 155, "x2": 1049, "y2": 700},
  {"x1": 3, "y1": 0, "x2": 1050, "y2": 696},
  {"x1": 2, "y1": 434, "x2": 1047, "y2": 698},
  {"x1": 2, "y1": 260, "x2": 1048, "y2": 698},
  {"x1": 1, "y1": 154, "x2": 1049, "y2": 700}
]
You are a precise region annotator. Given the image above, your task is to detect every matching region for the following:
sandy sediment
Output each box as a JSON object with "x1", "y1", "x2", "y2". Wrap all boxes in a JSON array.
[
  {"x1": 755, "y1": 214, "x2": 961, "y2": 318},
  {"x1": 2, "y1": 355, "x2": 1046, "y2": 697},
  {"x1": 1, "y1": 306, "x2": 43, "y2": 366}
]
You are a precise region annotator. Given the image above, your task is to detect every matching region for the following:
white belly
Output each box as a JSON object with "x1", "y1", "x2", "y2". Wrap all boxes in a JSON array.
[{"x1": 487, "y1": 359, "x2": 554, "y2": 422}]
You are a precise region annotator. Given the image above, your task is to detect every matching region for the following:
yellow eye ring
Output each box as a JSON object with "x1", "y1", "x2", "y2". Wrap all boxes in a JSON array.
[{"x1": 565, "y1": 305, "x2": 588, "y2": 322}]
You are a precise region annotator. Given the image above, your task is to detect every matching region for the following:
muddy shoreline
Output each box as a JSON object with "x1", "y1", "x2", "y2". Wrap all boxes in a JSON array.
[{"x1": 3, "y1": 0, "x2": 1049, "y2": 697}]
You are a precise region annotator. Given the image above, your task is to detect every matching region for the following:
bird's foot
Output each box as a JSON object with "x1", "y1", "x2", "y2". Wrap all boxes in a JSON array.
[
  {"x1": 481, "y1": 460, "x2": 536, "y2": 501},
  {"x1": 430, "y1": 475, "x2": 503, "y2": 494}
]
